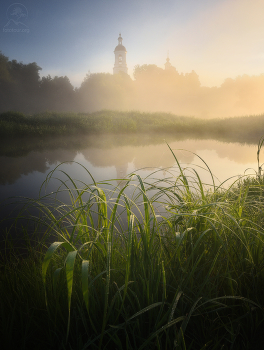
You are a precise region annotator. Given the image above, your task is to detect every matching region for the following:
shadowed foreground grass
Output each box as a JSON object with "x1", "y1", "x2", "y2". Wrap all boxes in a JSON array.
[{"x1": 1, "y1": 146, "x2": 264, "y2": 349}]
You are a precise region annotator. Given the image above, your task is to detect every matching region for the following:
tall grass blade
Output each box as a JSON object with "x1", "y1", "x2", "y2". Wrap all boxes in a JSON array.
[
  {"x1": 42, "y1": 241, "x2": 74, "y2": 305},
  {"x1": 82, "y1": 260, "x2": 90, "y2": 313},
  {"x1": 65, "y1": 250, "x2": 78, "y2": 341}
]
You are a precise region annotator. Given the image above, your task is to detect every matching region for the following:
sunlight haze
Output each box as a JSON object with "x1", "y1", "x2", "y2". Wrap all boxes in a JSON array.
[{"x1": 1, "y1": 0, "x2": 264, "y2": 87}]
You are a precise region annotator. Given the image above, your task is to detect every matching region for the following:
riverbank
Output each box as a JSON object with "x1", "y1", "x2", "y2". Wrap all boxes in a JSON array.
[
  {"x1": 1, "y1": 150, "x2": 264, "y2": 349},
  {"x1": 1, "y1": 110, "x2": 264, "y2": 144}
]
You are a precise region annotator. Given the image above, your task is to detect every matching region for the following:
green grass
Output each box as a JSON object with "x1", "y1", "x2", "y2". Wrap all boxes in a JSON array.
[
  {"x1": 1, "y1": 145, "x2": 264, "y2": 349},
  {"x1": 0, "y1": 110, "x2": 196, "y2": 136},
  {"x1": 1, "y1": 110, "x2": 264, "y2": 144}
]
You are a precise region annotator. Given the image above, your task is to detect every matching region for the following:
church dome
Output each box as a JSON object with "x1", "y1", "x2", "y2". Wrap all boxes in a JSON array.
[
  {"x1": 114, "y1": 44, "x2": 126, "y2": 52},
  {"x1": 113, "y1": 33, "x2": 128, "y2": 75}
]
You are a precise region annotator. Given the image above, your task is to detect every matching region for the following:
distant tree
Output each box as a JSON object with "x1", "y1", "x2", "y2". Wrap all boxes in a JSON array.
[
  {"x1": 10, "y1": 60, "x2": 42, "y2": 111},
  {"x1": 0, "y1": 52, "x2": 13, "y2": 111},
  {"x1": 77, "y1": 72, "x2": 134, "y2": 112},
  {"x1": 131, "y1": 63, "x2": 202, "y2": 114},
  {"x1": 0, "y1": 52, "x2": 77, "y2": 113},
  {"x1": 183, "y1": 70, "x2": 201, "y2": 89},
  {"x1": 219, "y1": 74, "x2": 264, "y2": 115},
  {"x1": 0, "y1": 52, "x2": 11, "y2": 83},
  {"x1": 133, "y1": 64, "x2": 163, "y2": 81},
  {"x1": 8, "y1": 60, "x2": 41, "y2": 87},
  {"x1": 0, "y1": 55, "x2": 42, "y2": 113},
  {"x1": 39, "y1": 75, "x2": 76, "y2": 111}
]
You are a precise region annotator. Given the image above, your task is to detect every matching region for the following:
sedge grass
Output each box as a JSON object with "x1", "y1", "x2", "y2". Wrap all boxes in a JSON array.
[{"x1": 1, "y1": 146, "x2": 264, "y2": 349}]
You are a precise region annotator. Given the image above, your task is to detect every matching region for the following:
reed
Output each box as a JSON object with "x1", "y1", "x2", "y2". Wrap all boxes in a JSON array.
[{"x1": 1, "y1": 146, "x2": 264, "y2": 349}]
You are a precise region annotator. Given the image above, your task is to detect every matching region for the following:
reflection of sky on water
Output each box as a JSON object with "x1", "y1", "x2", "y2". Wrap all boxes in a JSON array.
[
  {"x1": 0, "y1": 137, "x2": 261, "y2": 239},
  {"x1": 0, "y1": 138, "x2": 260, "y2": 212},
  {"x1": 192, "y1": 149, "x2": 256, "y2": 185}
]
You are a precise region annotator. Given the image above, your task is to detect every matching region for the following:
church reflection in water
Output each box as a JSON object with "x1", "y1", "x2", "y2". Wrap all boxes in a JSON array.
[
  {"x1": 0, "y1": 134, "x2": 257, "y2": 187},
  {"x1": 0, "y1": 134, "x2": 259, "y2": 238}
]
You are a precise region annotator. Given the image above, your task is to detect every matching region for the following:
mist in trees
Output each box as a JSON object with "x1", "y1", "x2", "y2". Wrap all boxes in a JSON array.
[
  {"x1": 77, "y1": 72, "x2": 134, "y2": 112},
  {"x1": 1, "y1": 51, "x2": 264, "y2": 118}
]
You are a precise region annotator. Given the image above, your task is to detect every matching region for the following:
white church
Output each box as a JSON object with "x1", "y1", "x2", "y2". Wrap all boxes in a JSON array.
[
  {"x1": 113, "y1": 34, "x2": 174, "y2": 75},
  {"x1": 113, "y1": 34, "x2": 128, "y2": 75}
]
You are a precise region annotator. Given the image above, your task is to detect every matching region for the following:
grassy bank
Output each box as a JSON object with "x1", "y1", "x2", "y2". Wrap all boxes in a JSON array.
[
  {"x1": 1, "y1": 147, "x2": 264, "y2": 349},
  {"x1": 0, "y1": 110, "x2": 198, "y2": 136},
  {"x1": 1, "y1": 110, "x2": 264, "y2": 143}
]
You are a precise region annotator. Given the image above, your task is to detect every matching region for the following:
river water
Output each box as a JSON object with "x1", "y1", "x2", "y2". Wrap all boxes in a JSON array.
[{"x1": 0, "y1": 134, "x2": 260, "y2": 241}]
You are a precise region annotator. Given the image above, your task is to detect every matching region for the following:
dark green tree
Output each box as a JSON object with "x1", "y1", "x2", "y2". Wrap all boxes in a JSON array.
[{"x1": 39, "y1": 75, "x2": 76, "y2": 111}]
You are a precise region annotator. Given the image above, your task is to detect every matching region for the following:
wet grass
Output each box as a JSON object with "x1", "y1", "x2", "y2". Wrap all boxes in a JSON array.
[
  {"x1": 1, "y1": 146, "x2": 264, "y2": 349},
  {"x1": 1, "y1": 110, "x2": 264, "y2": 144}
]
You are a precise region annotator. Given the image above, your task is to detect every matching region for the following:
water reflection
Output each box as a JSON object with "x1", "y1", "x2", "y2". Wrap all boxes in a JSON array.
[
  {"x1": 0, "y1": 135, "x2": 259, "y2": 186},
  {"x1": 0, "y1": 134, "x2": 260, "y2": 242}
]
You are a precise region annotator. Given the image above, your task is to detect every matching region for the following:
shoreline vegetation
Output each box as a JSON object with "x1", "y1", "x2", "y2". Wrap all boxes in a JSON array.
[
  {"x1": 1, "y1": 145, "x2": 264, "y2": 349},
  {"x1": 1, "y1": 110, "x2": 264, "y2": 144}
]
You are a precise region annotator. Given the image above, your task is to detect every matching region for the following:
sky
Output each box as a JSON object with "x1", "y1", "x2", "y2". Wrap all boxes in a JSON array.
[{"x1": 1, "y1": 0, "x2": 264, "y2": 88}]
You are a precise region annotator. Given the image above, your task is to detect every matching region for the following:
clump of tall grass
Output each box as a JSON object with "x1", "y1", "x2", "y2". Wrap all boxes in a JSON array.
[{"x1": 1, "y1": 146, "x2": 264, "y2": 349}]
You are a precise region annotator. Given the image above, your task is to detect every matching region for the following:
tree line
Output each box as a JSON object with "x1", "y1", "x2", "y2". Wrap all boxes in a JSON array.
[{"x1": 1, "y1": 51, "x2": 264, "y2": 117}]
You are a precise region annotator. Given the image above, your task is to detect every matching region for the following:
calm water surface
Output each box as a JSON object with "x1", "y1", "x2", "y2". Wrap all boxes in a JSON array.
[{"x1": 0, "y1": 134, "x2": 260, "y2": 237}]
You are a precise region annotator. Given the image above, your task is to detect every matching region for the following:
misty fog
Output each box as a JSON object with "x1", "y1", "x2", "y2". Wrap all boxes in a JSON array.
[{"x1": 1, "y1": 52, "x2": 264, "y2": 118}]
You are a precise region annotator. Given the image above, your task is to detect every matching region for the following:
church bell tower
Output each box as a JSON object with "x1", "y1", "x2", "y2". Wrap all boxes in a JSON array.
[{"x1": 113, "y1": 33, "x2": 128, "y2": 74}]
